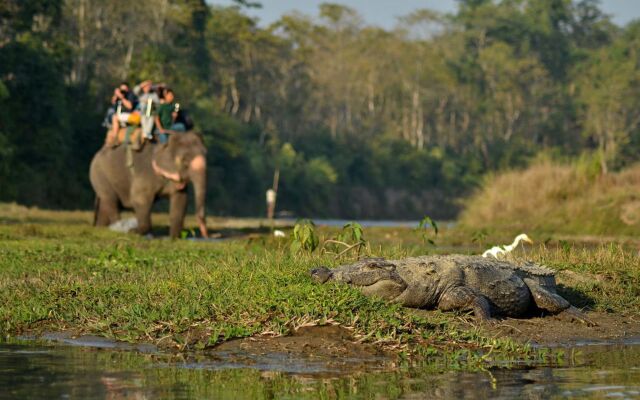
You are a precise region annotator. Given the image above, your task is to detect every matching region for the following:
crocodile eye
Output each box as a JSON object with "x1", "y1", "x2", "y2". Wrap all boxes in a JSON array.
[
  {"x1": 364, "y1": 262, "x2": 395, "y2": 271},
  {"x1": 420, "y1": 262, "x2": 437, "y2": 274}
]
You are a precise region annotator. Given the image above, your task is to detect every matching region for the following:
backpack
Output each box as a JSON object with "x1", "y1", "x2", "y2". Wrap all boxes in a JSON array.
[{"x1": 176, "y1": 109, "x2": 194, "y2": 131}]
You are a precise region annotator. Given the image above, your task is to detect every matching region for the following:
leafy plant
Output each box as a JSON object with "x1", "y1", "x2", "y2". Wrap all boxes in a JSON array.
[
  {"x1": 323, "y1": 221, "x2": 369, "y2": 258},
  {"x1": 290, "y1": 219, "x2": 319, "y2": 253},
  {"x1": 338, "y1": 222, "x2": 364, "y2": 244},
  {"x1": 416, "y1": 216, "x2": 438, "y2": 246}
]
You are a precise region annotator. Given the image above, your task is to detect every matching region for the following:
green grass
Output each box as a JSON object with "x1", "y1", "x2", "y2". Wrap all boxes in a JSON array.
[
  {"x1": 0, "y1": 222, "x2": 463, "y2": 352},
  {"x1": 1, "y1": 206, "x2": 639, "y2": 361}
]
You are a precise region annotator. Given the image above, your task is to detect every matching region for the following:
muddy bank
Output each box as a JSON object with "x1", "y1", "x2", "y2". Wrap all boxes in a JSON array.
[
  {"x1": 481, "y1": 311, "x2": 640, "y2": 347},
  {"x1": 208, "y1": 312, "x2": 640, "y2": 354},
  {"x1": 405, "y1": 309, "x2": 640, "y2": 347},
  {"x1": 32, "y1": 311, "x2": 640, "y2": 354},
  {"x1": 25, "y1": 325, "x2": 397, "y2": 377},
  {"x1": 203, "y1": 325, "x2": 397, "y2": 376},
  {"x1": 213, "y1": 325, "x2": 386, "y2": 359},
  {"x1": 22, "y1": 312, "x2": 640, "y2": 376}
]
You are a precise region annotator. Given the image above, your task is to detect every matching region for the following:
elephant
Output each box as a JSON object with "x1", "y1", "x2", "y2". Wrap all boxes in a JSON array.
[{"x1": 89, "y1": 132, "x2": 209, "y2": 238}]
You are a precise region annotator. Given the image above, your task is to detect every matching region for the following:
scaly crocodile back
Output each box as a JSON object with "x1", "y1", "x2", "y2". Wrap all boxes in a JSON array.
[
  {"x1": 511, "y1": 260, "x2": 556, "y2": 277},
  {"x1": 429, "y1": 255, "x2": 556, "y2": 277}
]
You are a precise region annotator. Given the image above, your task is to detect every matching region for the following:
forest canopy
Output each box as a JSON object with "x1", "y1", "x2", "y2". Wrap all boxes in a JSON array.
[{"x1": 1, "y1": 0, "x2": 638, "y2": 219}]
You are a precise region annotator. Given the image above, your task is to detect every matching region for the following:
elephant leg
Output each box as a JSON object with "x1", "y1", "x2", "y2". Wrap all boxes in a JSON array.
[
  {"x1": 95, "y1": 195, "x2": 120, "y2": 226},
  {"x1": 169, "y1": 190, "x2": 188, "y2": 238},
  {"x1": 132, "y1": 195, "x2": 154, "y2": 235}
]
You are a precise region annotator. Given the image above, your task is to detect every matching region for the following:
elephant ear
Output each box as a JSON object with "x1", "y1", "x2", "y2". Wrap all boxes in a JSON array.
[
  {"x1": 153, "y1": 144, "x2": 178, "y2": 174},
  {"x1": 181, "y1": 132, "x2": 207, "y2": 157}
]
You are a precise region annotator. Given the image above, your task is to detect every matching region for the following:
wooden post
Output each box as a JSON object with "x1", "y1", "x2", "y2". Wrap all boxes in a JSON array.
[{"x1": 266, "y1": 168, "x2": 280, "y2": 223}]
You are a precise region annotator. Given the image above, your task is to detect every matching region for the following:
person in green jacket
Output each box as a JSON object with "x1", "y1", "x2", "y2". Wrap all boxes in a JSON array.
[{"x1": 154, "y1": 88, "x2": 185, "y2": 144}]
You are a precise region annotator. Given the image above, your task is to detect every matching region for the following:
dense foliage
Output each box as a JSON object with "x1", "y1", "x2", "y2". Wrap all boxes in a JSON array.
[{"x1": 1, "y1": 0, "x2": 639, "y2": 218}]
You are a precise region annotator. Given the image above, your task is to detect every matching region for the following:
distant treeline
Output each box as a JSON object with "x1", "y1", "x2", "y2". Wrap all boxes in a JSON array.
[{"x1": 1, "y1": 0, "x2": 639, "y2": 219}]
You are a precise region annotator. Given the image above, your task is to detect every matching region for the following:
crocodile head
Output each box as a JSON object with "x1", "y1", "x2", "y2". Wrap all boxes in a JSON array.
[{"x1": 310, "y1": 259, "x2": 408, "y2": 300}]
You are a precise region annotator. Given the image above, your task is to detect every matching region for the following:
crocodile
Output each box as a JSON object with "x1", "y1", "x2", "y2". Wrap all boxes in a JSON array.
[{"x1": 310, "y1": 255, "x2": 592, "y2": 324}]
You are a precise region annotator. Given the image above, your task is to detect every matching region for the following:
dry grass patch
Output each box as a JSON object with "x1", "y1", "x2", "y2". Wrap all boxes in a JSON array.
[{"x1": 459, "y1": 160, "x2": 640, "y2": 236}]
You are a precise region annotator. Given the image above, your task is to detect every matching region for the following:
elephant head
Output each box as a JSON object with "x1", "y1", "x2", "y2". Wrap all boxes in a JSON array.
[{"x1": 152, "y1": 132, "x2": 209, "y2": 238}]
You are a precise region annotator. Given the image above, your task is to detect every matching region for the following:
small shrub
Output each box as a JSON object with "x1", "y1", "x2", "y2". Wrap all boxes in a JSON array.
[{"x1": 290, "y1": 219, "x2": 319, "y2": 253}]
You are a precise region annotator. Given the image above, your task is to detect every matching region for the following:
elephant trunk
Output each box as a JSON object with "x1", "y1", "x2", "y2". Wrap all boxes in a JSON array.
[{"x1": 189, "y1": 154, "x2": 208, "y2": 238}]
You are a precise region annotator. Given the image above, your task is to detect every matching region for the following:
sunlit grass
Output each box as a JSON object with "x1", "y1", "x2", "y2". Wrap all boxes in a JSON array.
[
  {"x1": 526, "y1": 243, "x2": 640, "y2": 313},
  {"x1": 0, "y1": 222, "x2": 488, "y2": 354}
]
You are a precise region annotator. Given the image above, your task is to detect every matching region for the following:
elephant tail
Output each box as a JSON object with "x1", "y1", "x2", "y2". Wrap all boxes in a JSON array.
[{"x1": 93, "y1": 196, "x2": 100, "y2": 226}]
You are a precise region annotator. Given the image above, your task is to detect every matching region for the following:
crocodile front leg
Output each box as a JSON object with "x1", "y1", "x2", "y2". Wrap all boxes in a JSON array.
[{"x1": 437, "y1": 286, "x2": 493, "y2": 321}]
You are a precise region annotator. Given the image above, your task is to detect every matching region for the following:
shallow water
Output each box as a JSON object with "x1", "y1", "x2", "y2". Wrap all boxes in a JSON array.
[
  {"x1": 283, "y1": 218, "x2": 450, "y2": 228},
  {"x1": 2, "y1": 339, "x2": 640, "y2": 399}
]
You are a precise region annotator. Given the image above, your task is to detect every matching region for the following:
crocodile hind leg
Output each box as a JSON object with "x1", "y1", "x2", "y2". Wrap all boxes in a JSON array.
[
  {"x1": 523, "y1": 278, "x2": 596, "y2": 326},
  {"x1": 438, "y1": 286, "x2": 494, "y2": 322}
]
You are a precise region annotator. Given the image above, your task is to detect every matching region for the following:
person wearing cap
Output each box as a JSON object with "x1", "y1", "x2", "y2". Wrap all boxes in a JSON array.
[{"x1": 133, "y1": 80, "x2": 160, "y2": 140}]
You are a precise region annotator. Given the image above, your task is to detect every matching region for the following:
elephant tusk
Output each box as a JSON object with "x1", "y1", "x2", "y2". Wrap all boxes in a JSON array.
[{"x1": 152, "y1": 159, "x2": 182, "y2": 183}]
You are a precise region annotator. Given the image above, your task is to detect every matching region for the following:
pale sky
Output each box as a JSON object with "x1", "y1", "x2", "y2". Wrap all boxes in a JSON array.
[{"x1": 207, "y1": 0, "x2": 640, "y2": 28}]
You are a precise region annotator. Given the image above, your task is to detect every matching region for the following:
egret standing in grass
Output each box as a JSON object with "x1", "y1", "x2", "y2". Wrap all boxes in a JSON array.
[{"x1": 482, "y1": 233, "x2": 533, "y2": 259}]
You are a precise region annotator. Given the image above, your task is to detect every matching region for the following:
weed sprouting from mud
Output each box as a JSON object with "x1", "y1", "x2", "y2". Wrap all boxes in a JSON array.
[
  {"x1": 416, "y1": 216, "x2": 439, "y2": 247},
  {"x1": 322, "y1": 222, "x2": 370, "y2": 259}
]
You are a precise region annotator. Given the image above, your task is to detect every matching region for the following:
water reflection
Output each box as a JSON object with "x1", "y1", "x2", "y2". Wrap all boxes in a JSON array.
[{"x1": 1, "y1": 341, "x2": 640, "y2": 399}]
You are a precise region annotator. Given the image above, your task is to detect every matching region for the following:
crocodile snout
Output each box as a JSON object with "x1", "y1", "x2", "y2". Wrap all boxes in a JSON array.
[{"x1": 310, "y1": 266, "x2": 333, "y2": 283}]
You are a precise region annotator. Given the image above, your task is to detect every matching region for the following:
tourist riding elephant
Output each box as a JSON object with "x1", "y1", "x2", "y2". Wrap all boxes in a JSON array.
[{"x1": 89, "y1": 132, "x2": 209, "y2": 238}]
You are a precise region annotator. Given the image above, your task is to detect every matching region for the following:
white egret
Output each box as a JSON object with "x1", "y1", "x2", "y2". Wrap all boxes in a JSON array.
[
  {"x1": 482, "y1": 233, "x2": 533, "y2": 259},
  {"x1": 482, "y1": 246, "x2": 506, "y2": 259},
  {"x1": 273, "y1": 229, "x2": 286, "y2": 238}
]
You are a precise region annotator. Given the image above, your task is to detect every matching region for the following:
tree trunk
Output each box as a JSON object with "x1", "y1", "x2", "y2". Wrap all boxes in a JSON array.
[
  {"x1": 230, "y1": 77, "x2": 240, "y2": 116},
  {"x1": 121, "y1": 39, "x2": 135, "y2": 80}
]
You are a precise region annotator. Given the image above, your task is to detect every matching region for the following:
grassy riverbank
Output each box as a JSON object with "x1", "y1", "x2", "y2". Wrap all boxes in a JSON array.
[
  {"x1": 1, "y1": 205, "x2": 639, "y2": 360},
  {"x1": 0, "y1": 219, "x2": 485, "y2": 353}
]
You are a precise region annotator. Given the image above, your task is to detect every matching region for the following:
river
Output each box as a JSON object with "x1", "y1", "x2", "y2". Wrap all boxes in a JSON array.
[{"x1": 2, "y1": 338, "x2": 640, "y2": 399}]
